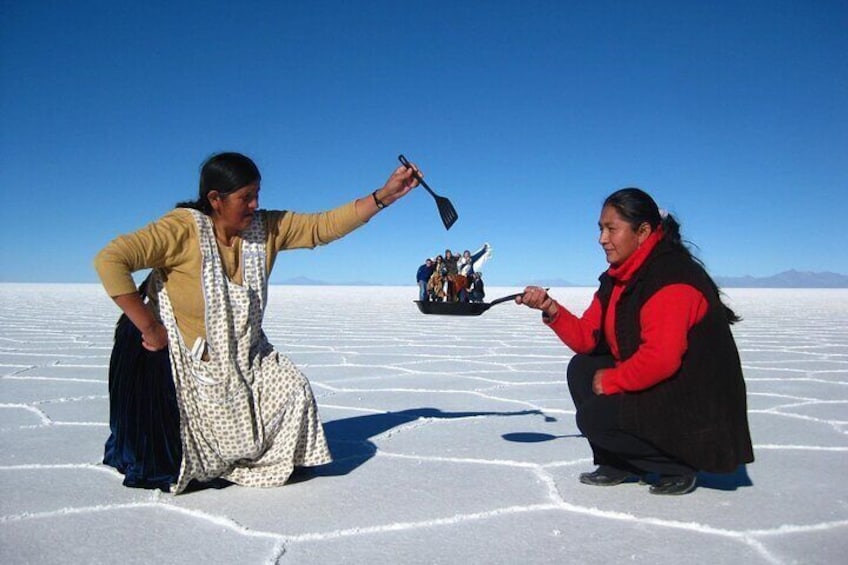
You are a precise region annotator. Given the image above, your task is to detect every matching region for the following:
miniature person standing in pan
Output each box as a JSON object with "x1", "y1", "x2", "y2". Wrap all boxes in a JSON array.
[
  {"x1": 469, "y1": 272, "x2": 485, "y2": 302},
  {"x1": 443, "y1": 249, "x2": 459, "y2": 301},
  {"x1": 517, "y1": 188, "x2": 753, "y2": 495},
  {"x1": 94, "y1": 152, "x2": 420, "y2": 493},
  {"x1": 416, "y1": 258, "x2": 435, "y2": 302},
  {"x1": 428, "y1": 255, "x2": 447, "y2": 301}
]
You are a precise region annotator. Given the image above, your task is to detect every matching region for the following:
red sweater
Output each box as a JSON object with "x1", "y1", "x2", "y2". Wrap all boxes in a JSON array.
[{"x1": 546, "y1": 230, "x2": 708, "y2": 394}]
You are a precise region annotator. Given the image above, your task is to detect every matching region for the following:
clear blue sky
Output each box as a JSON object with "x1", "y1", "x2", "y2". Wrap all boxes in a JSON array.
[{"x1": 2, "y1": 0, "x2": 846, "y2": 286}]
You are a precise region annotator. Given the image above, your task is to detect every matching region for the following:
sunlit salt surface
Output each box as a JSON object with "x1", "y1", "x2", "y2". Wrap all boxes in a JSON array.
[{"x1": 1, "y1": 284, "x2": 846, "y2": 564}]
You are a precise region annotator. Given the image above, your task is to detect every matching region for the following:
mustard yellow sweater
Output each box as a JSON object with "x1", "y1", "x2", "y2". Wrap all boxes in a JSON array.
[{"x1": 94, "y1": 202, "x2": 364, "y2": 347}]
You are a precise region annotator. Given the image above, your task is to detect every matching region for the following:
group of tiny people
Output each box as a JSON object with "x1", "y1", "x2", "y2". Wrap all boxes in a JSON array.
[
  {"x1": 416, "y1": 249, "x2": 485, "y2": 303},
  {"x1": 95, "y1": 151, "x2": 752, "y2": 496}
]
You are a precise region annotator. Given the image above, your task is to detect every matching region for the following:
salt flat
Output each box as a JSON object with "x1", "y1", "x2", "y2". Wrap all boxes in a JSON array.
[{"x1": 1, "y1": 284, "x2": 846, "y2": 564}]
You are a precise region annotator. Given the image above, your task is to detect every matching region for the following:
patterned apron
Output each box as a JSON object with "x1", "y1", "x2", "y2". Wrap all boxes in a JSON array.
[{"x1": 150, "y1": 210, "x2": 331, "y2": 493}]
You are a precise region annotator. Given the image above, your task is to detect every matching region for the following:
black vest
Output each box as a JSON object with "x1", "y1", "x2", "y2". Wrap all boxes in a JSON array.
[{"x1": 593, "y1": 238, "x2": 754, "y2": 472}]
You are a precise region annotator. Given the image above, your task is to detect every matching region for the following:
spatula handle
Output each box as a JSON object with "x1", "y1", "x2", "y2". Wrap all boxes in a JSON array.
[{"x1": 398, "y1": 154, "x2": 436, "y2": 195}]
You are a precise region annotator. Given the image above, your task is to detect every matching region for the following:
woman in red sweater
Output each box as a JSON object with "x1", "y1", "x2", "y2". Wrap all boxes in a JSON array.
[{"x1": 517, "y1": 188, "x2": 753, "y2": 495}]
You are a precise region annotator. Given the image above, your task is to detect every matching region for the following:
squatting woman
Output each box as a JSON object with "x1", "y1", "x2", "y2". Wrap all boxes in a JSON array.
[{"x1": 517, "y1": 188, "x2": 753, "y2": 495}]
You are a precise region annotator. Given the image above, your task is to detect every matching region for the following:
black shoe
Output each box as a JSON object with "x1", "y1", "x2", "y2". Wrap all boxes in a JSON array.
[
  {"x1": 579, "y1": 465, "x2": 637, "y2": 487},
  {"x1": 649, "y1": 474, "x2": 697, "y2": 495}
]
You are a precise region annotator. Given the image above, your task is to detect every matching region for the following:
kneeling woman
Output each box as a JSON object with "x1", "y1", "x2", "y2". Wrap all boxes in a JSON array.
[
  {"x1": 517, "y1": 188, "x2": 753, "y2": 495},
  {"x1": 95, "y1": 152, "x2": 419, "y2": 493}
]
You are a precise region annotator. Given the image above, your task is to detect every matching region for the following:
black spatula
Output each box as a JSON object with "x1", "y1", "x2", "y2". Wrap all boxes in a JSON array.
[{"x1": 398, "y1": 154, "x2": 458, "y2": 230}]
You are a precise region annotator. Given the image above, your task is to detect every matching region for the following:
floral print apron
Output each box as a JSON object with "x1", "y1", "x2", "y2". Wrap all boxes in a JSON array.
[{"x1": 150, "y1": 210, "x2": 331, "y2": 493}]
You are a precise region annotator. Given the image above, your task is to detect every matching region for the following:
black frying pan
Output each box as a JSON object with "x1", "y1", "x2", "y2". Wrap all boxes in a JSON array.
[{"x1": 414, "y1": 292, "x2": 521, "y2": 316}]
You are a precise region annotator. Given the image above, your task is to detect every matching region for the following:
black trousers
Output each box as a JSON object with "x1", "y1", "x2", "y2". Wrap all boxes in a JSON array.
[{"x1": 567, "y1": 354, "x2": 695, "y2": 476}]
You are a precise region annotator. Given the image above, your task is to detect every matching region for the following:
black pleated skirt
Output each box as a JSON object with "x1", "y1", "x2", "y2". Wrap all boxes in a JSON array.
[{"x1": 103, "y1": 312, "x2": 182, "y2": 491}]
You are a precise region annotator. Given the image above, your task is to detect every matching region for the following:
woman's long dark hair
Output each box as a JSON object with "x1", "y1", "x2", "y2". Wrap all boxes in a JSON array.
[
  {"x1": 603, "y1": 188, "x2": 741, "y2": 323},
  {"x1": 176, "y1": 152, "x2": 261, "y2": 214}
]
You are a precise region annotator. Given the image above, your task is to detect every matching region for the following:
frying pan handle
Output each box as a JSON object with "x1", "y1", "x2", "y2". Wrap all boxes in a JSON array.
[
  {"x1": 488, "y1": 287, "x2": 551, "y2": 308},
  {"x1": 488, "y1": 292, "x2": 523, "y2": 307}
]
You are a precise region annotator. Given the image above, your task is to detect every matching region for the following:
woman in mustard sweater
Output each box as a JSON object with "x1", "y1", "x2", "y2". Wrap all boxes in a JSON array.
[{"x1": 94, "y1": 152, "x2": 420, "y2": 493}]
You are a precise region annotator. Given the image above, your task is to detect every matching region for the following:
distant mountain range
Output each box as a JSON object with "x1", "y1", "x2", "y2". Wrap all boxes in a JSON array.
[
  {"x1": 277, "y1": 276, "x2": 335, "y2": 286},
  {"x1": 714, "y1": 270, "x2": 848, "y2": 288},
  {"x1": 277, "y1": 270, "x2": 848, "y2": 288},
  {"x1": 518, "y1": 271, "x2": 848, "y2": 288},
  {"x1": 276, "y1": 276, "x2": 377, "y2": 286},
  {"x1": 521, "y1": 278, "x2": 581, "y2": 288}
]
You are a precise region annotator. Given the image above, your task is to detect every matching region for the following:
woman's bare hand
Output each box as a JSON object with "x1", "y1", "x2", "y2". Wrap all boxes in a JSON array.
[
  {"x1": 515, "y1": 286, "x2": 558, "y2": 318},
  {"x1": 141, "y1": 322, "x2": 169, "y2": 352}
]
